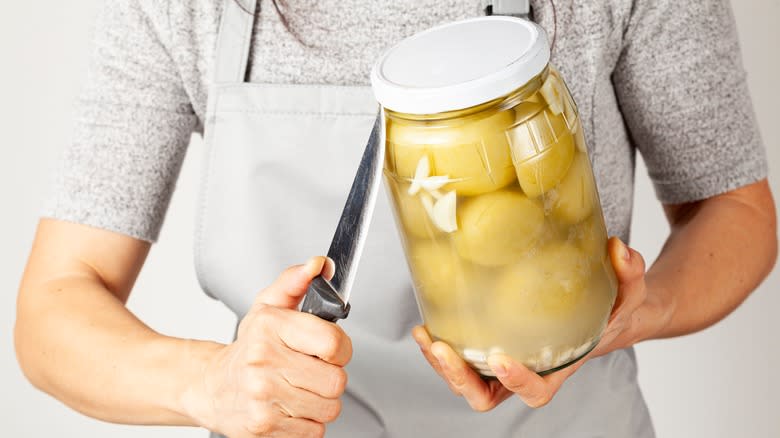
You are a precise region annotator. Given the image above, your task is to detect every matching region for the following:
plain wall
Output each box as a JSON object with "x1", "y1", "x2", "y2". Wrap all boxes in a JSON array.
[{"x1": 0, "y1": 1, "x2": 777, "y2": 436}]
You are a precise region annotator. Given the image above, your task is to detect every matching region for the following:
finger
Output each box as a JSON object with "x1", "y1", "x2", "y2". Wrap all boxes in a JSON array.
[
  {"x1": 279, "y1": 350, "x2": 348, "y2": 399},
  {"x1": 322, "y1": 257, "x2": 336, "y2": 281},
  {"x1": 411, "y1": 326, "x2": 461, "y2": 395},
  {"x1": 430, "y1": 341, "x2": 498, "y2": 412},
  {"x1": 608, "y1": 237, "x2": 646, "y2": 287},
  {"x1": 486, "y1": 353, "x2": 566, "y2": 408},
  {"x1": 486, "y1": 354, "x2": 549, "y2": 407},
  {"x1": 275, "y1": 310, "x2": 353, "y2": 366},
  {"x1": 607, "y1": 238, "x2": 647, "y2": 319},
  {"x1": 276, "y1": 417, "x2": 326, "y2": 438},
  {"x1": 274, "y1": 383, "x2": 343, "y2": 424},
  {"x1": 256, "y1": 257, "x2": 330, "y2": 309}
]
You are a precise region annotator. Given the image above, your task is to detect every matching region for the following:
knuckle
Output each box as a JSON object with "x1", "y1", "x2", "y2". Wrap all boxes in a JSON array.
[
  {"x1": 342, "y1": 333, "x2": 354, "y2": 362},
  {"x1": 245, "y1": 407, "x2": 274, "y2": 435},
  {"x1": 246, "y1": 340, "x2": 273, "y2": 364},
  {"x1": 505, "y1": 380, "x2": 531, "y2": 394},
  {"x1": 322, "y1": 399, "x2": 343, "y2": 423},
  {"x1": 247, "y1": 374, "x2": 275, "y2": 400},
  {"x1": 472, "y1": 399, "x2": 495, "y2": 413},
  {"x1": 255, "y1": 306, "x2": 281, "y2": 327},
  {"x1": 311, "y1": 422, "x2": 326, "y2": 438},
  {"x1": 527, "y1": 393, "x2": 553, "y2": 408},
  {"x1": 244, "y1": 309, "x2": 277, "y2": 340},
  {"x1": 448, "y1": 369, "x2": 466, "y2": 388},
  {"x1": 326, "y1": 368, "x2": 348, "y2": 398},
  {"x1": 250, "y1": 302, "x2": 273, "y2": 318},
  {"x1": 319, "y1": 328, "x2": 343, "y2": 360}
]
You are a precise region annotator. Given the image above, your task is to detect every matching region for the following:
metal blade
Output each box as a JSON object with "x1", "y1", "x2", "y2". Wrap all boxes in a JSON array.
[{"x1": 326, "y1": 111, "x2": 385, "y2": 302}]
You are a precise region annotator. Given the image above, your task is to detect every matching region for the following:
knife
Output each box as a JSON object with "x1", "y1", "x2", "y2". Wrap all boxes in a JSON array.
[{"x1": 300, "y1": 111, "x2": 385, "y2": 322}]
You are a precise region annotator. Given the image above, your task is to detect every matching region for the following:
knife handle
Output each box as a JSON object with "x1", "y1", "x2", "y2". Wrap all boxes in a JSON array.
[{"x1": 300, "y1": 276, "x2": 351, "y2": 322}]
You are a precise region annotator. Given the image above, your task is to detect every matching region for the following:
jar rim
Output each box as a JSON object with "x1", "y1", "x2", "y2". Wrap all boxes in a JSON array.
[
  {"x1": 385, "y1": 67, "x2": 549, "y2": 122},
  {"x1": 371, "y1": 16, "x2": 551, "y2": 115}
]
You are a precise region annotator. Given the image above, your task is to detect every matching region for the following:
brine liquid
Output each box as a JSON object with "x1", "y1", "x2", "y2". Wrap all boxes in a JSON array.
[{"x1": 384, "y1": 68, "x2": 618, "y2": 374}]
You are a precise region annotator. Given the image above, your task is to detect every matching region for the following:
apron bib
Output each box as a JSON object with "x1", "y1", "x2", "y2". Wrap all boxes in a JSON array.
[{"x1": 196, "y1": 1, "x2": 654, "y2": 436}]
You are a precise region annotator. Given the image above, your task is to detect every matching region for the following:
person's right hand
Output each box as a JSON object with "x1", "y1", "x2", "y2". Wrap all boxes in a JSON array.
[{"x1": 182, "y1": 257, "x2": 352, "y2": 437}]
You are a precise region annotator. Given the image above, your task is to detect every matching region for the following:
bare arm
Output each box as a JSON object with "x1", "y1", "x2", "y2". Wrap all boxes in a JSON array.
[
  {"x1": 14, "y1": 219, "x2": 218, "y2": 425},
  {"x1": 15, "y1": 219, "x2": 351, "y2": 437},
  {"x1": 640, "y1": 178, "x2": 778, "y2": 340}
]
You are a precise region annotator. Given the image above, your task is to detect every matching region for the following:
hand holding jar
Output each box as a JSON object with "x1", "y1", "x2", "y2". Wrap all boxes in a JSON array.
[{"x1": 412, "y1": 237, "x2": 660, "y2": 410}]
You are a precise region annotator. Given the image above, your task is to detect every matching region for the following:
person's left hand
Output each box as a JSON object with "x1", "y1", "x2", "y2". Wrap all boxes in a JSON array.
[{"x1": 413, "y1": 237, "x2": 657, "y2": 411}]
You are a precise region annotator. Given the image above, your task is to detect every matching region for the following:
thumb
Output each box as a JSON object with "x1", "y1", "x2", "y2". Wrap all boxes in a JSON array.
[
  {"x1": 606, "y1": 237, "x2": 647, "y2": 323},
  {"x1": 607, "y1": 237, "x2": 645, "y2": 285},
  {"x1": 255, "y1": 256, "x2": 335, "y2": 310}
]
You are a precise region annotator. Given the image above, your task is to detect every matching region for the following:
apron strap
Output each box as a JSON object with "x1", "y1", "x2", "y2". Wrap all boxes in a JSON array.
[
  {"x1": 214, "y1": 0, "x2": 258, "y2": 84},
  {"x1": 487, "y1": 0, "x2": 531, "y2": 18}
]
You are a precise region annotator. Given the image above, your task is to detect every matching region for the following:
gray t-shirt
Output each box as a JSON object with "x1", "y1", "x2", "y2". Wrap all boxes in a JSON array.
[{"x1": 44, "y1": 0, "x2": 766, "y2": 244}]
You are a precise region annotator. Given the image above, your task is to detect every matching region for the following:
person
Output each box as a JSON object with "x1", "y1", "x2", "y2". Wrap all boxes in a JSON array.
[{"x1": 14, "y1": 0, "x2": 777, "y2": 437}]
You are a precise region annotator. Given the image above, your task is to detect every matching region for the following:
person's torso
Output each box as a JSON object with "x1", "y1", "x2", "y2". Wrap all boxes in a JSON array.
[{"x1": 191, "y1": 1, "x2": 649, "y2": 436}]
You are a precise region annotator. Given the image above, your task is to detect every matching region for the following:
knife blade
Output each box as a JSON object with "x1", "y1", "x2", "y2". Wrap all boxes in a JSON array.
[{"x1": 300, "y1": 111, "x2": 385, "y2": 322}]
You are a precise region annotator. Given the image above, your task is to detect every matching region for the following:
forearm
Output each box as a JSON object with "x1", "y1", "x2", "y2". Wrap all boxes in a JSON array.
[
  {"x1": 14, "y1": 274, "x2": 222, "y2": 426},
  {"x1": 638, "y1": 184, "x2": 777, "y2": 341}
]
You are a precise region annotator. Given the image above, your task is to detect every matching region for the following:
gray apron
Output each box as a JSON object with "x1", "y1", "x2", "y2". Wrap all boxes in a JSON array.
[{"x1": 196, "y1": 0, "x2": 655, "y2": 436}]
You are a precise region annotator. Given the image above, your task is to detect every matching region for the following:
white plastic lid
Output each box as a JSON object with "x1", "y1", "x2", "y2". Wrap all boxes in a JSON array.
[{"x1": 371, "y1": 16, "x2": 550, "y2": 115}]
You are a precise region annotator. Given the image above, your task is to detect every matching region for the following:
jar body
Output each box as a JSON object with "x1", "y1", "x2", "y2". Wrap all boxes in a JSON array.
[{"x1": 383, "y1": 66, "x2": 618, "y2": 375}]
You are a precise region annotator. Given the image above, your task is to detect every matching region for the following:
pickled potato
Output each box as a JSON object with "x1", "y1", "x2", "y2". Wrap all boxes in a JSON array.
[
  {"x1": 387, "y1": 110, "x2": 517, "y2": 195},
  {"x1": 551, "y1": 152, "x2": 596, "y2": 225},
  {"x1": 513, "y1": 100, "x2": 546, "y2": 124},
  {"x1": 454, "y1": 190, "x2": 544, "y2": 266},
  {"x1": 508, "y1": 108, "x2": 576, "y2": 198},
  {"x1": 493, "y1": 242, "x2": 590, "y2": 321},
  {"x1": 408, "y1": 241, "x2": 465, "y2": 309}
]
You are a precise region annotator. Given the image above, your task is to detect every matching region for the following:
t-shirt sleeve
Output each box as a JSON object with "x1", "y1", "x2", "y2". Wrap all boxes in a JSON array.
[
  {"x1": 43, "y1": 0, "x2": 198, "y2": 242},
  {"x1": 612, "y1": 0, "x2": 767, "y2": 204}
]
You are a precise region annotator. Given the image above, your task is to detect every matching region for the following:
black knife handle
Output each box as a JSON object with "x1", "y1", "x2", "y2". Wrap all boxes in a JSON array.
[{"x1": 300, "y1": 276, "x2": 351, "y2": 322}]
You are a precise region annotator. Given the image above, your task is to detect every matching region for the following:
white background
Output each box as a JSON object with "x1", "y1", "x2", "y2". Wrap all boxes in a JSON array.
[{"x1": 0, "y1": 1, "x2": 777, "y2": 436}]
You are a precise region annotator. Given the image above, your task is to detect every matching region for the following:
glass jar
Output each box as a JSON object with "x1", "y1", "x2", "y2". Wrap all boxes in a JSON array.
[{"x1": 371, "y1": 17, "x2": 617, "y2": 375}]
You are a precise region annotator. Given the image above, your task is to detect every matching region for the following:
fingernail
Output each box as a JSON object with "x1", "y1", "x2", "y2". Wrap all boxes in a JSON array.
[
  {"x1": 434, "y1": 353, "x2": 448, "y2": 370},
  {"x1": 323, "y1": 257, "x2": 336, "y2": 279},
  {"x1": 620, "y1": 240, "x2": 630, "y2": 261},
  {"x1": 488, "y1": 357, "x2": 509, "y2": 377}
]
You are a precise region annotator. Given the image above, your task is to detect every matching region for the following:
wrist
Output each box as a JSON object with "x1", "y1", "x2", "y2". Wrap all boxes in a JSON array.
[
  {"x1": 633, "y1": 275, "x2": 677, "y2": 343},
  {"x1": 174, "y1": 338, "x2": 226, "y2": 429}
]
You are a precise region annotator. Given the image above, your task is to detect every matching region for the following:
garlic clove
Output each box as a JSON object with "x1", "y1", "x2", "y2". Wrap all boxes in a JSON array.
[
  {"x1": 428, "y1": 189, "x2": 445, "y2": 200},
  {"x1": 408, "y1": 155, "x2": 431, "y2": 195},
  {"x1": 421, "y1": 192, "x2": 435, "y2": 216},
  {"x1": 419, "y1": 175, "x2": 450, "y2": 191},
  {"x1": 430, "y1": 190, "x2": 458, "y2": 233}
]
